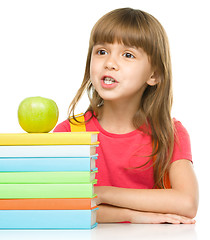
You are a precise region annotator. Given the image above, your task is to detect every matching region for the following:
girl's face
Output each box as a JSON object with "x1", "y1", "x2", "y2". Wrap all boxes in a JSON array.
[{"x1": 90, "y1": 42, "x2": 158, "y2": 105}]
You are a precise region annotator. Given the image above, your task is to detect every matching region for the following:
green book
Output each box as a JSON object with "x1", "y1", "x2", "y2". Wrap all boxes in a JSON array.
[
  {"x1": 0, "y1": 181, "x2": 97, "y2": 199},
  {"x1": 0, "y1": 171, "x2": 98, "y2": 184}
]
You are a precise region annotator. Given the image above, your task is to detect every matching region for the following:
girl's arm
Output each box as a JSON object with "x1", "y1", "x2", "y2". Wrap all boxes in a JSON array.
[
  {"x1": 95, "y1": 159, "x2": 199, "y2": 219},
  {"x1": 97, "y1": 205, "x2": 196, "y2": 224}
]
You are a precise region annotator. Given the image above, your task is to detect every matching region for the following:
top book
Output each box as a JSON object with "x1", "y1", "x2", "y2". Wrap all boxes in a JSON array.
[{"x1": 0, "y1": 132, "x2": 99, "y2": 146}]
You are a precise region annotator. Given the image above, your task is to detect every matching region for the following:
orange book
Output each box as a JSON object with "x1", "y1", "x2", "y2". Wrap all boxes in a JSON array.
[{"x1": 0, "y1": 197, "x2": 97, "y2": 210}]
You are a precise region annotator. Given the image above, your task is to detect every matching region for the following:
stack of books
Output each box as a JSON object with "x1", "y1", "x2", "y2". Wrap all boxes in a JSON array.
[{"x1": 0, "y1": 132, "x2": 99, "y2": 229}]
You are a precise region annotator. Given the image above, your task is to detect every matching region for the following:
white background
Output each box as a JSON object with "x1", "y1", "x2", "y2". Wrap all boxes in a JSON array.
[{"x1": 0, "y1": 0, "x2": 209, "y2": 235}]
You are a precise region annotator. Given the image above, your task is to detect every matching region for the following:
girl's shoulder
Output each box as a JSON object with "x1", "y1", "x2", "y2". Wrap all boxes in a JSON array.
[
  {"x1": 171, "y1": 118, "x2": 192, "y2": 162},
  {"x1": 172, "y1": 118, "x2": 190, "y2": 137},
  {"x1": 53, "y1": 112, "x2": 95, "y2": 133},
  {"x1": 53, "y1": 119, "x2": 70, "y2": 132}
]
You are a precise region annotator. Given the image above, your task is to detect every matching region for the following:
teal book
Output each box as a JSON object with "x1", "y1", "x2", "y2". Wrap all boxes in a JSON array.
[
  {"x1": 0, "y1": 171, "x2": 98, "y2": 184},
  {"x1": 0, "y1": 209, "x2": 98, "y2": 229},
  {"x1": 0, "y1": 155, "x2": 98, "y2": 172},
  {"x1": 0, "y1": 145, "x2": 98, "y2": 157},
  {"x1": 0, "y1": 181, "x2": 97, "y2": 199}
]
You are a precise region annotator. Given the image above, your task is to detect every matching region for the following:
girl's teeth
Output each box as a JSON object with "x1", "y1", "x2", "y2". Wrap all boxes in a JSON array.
[
  {"x1": 104, "y1": 80, "x2": 113, "y2": 84},
  {"x1": 104, "y1": 77, "x2": 115, "y2": 84}
]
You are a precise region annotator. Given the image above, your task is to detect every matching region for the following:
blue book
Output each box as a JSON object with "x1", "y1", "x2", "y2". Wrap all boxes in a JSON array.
[
  {"x1": 0, "y1": 209, "x2": 98, "y2": 229},
  {"x1": 0, "y1": 155, "x2": 98, "y2": 172},
  {"x1": 0, "y1": 145, "x2": 98, "y2": 158}
]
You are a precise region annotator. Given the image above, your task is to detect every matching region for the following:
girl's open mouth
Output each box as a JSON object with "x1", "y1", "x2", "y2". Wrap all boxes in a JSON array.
[{"x1": 101, "y1": 76, "x2": 118, "y2": 89}]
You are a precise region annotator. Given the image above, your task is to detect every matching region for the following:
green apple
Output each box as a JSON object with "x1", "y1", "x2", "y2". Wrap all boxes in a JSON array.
[{"x1": 18, "y1": 96, "x2": 59, "y2": 133}]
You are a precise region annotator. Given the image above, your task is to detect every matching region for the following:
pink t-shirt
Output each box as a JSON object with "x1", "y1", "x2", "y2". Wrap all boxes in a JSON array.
[{"x1": 54, "y1": 112, "x2": 192, "y2": 189}]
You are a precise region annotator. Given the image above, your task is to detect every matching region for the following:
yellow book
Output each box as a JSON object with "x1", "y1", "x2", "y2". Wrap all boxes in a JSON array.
[{"x1": 0, "y1": 132, "x2": 99, "y2": 146}]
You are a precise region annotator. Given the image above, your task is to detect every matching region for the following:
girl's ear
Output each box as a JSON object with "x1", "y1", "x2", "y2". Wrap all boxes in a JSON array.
[{"x1": 146, "y1": 71, "x2": 161, "y2": 86}]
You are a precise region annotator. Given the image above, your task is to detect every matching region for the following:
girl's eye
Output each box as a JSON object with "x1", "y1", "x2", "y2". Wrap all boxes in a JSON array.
[
  {"x1": 97, "y1": 50, "x2": 108, "y2": 55},
  {"x1": 123, "y1": 52, "x2": 135, "y2": 58}
]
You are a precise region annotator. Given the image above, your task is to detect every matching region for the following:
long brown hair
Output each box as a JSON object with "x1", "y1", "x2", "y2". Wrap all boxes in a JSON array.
[{"x1": 68, "y1": 8, "x2": 174, "y2": 189}]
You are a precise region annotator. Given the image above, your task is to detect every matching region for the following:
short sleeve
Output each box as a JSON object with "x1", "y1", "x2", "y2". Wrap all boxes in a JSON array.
[
  {"x1": 171, "y1": 119, "x2": 192, "y2": 163},
  {"x1": 53, "y1": 119, "x2": 70, "y2": 132}
]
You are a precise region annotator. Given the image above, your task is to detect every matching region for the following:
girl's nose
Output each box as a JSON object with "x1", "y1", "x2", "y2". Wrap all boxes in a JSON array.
[{"x1": 104, "y1": 55, "x2": 119, "y2": 71}]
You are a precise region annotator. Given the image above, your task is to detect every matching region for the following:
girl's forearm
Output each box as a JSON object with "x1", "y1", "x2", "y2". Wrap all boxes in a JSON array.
[
  {"x1": 97, "y1": 204, "x2": 130, "y2": 223},
  {"x1": 97, "y1": 204, "x2": 196, "y2": 224},
  {"x1": 98, "y1": 187, "x2": 197, "y2": 218}
]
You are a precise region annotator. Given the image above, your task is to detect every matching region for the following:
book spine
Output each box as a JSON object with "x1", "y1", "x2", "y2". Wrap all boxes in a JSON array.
[
  {"x1": 0, "y1": 156, "x2": 97, "y2": 172},
  {"x1": 0, "y1": 132, "x2": 99, "y2": 145},
  {"x1": 0, "y1": 198, "x2": 97, "y2": 210},
  {"x1": 0, "y1": 182, "x2": 97, "y2": 199},
  {"x1": 0, "y1": 171, "x2": 98, "y2": 184},
  {"x1": 0, "y1": 145, "x2": 98, "y2": 157},
  {"x1": 0, "y1": 209, "x2": 98, "y2": 229}
]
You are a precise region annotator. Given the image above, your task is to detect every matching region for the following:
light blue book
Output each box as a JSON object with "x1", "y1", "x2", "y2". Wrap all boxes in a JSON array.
[
  {"x1": 0, "y1": 209, "x2": 98, "y2": 229},
  {"x1": 0, "y1": 155, "x2": 98, "y2": 172},
  {"x1": 0, "y1": 145, "x2": 98, "y2": 158}
]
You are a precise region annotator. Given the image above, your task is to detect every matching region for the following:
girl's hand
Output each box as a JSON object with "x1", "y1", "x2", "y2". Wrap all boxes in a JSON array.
[{"x1": 129, "y1": 211, "x2": 196, "y2": 224}]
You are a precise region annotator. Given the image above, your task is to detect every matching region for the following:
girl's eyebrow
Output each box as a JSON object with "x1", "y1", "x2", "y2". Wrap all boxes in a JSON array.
[
  {"x1": 123, "y1": 45, "x2": 144, "y2": 55},
  {"x1": 123, "y1": 44, "x2": 137, "y2": 49},
  {"x1": 122, "y1": 45, "x2": 142, "y2": 52},
  {"x1": 124, "y1": 45, "x2": 146, "y2": 55},
  {"x1": 93, "y1": 42, "x2": 108, "y2": 47}
]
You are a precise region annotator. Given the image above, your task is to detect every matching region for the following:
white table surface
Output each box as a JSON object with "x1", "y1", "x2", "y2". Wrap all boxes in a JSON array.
[{"x1": 0, "y1": 220, "x2": 207, "y2": 240}]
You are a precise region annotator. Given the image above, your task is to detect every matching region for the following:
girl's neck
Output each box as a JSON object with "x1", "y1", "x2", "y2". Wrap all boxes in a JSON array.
[{"x1": 97, "y1": 100, "x2": 138, "y2": 134}]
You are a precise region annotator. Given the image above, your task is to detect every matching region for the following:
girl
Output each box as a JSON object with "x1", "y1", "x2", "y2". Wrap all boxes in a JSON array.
[{"x1": 54, "y1": 8, "x2": 199, "y2": 224}]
